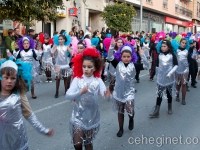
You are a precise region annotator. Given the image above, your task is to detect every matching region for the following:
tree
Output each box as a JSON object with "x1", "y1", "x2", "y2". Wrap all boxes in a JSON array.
[
  {"x1": 101, "y1": 1, "x2": 136, "y2": 32},
  {"x1": 0, "y1": 0, "x2": 64, "y2": 26}
]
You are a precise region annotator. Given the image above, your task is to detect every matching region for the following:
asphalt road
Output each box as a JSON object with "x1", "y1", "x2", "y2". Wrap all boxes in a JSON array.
[{"x1": 24, "y1": 70, "x2": 200, "y2": 150}]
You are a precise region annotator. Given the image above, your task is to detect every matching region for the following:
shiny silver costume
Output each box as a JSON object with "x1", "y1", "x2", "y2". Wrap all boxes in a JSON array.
[
  {"x1": 143, "y1": 42, "x2": 150, "y2": 58},
  {"x1": 20, "y1": 49, "x2": 42, "y2": 83},
  {"x1": 42, "y1": 44, "x2": 53, "y2": 71},
  {"x1": 175, "y1": 49, "x2": 189, "y2": 84},
  {"x1": 0, "y1": 94, "x2": 49, "y2": 150},
  {"x1": 107, "y1": 46, "x2": 149, "y2": 115},
  {"x1": 156, "y1": 53, "x2": 178, "y2": 97},
  {"x1": 65, "y1": 75, "x2": 106, "y2": 145},
  {"x1": 54, "y1": 45, "x2": 71, "y2": 77}
]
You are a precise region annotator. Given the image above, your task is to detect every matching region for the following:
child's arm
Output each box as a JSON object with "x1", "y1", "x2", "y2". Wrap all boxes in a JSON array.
[
  {"x1": 166, "y1": 53, "x2": 178, "y2": 78},
  {"x1": 98, "y1": 78, "x2": 110, "y2": 99},
  {"x1": 134, "y1": 48, "x2": 149, "y2": 70},
  {"x1": 21, "y1": 94, "x2": 53, "y2": 136},
  {"x1": 66, "y1": 78, "x2": 82, "y2": 100}
]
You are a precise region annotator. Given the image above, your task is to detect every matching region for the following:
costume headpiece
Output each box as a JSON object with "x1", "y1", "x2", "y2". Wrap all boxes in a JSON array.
[
  {"x1": 169, "y1": 32, "x2": 177, "y2": 39},
  {"x1": 0, "y1": 58, "x2": 33, "y2": 89},
  {"x1": 71, "y1": 48, "x2": 101, "y2": 78},
  {"x1": 114, "y1": 44, "x2": 137, "y2": 63},
  {"x1": 18, "y1": 36, "x2": 35, "y2": 50},
  {"x1": 53, "y1": 30, "x2": 71, "y2": 46}
]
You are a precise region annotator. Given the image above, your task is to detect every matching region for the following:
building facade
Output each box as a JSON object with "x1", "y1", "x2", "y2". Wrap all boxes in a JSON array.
[
  {"x1": 33, "y1": 0, "x2": 107, "y2": 37},
  {"x1": 189, "y1": 0, "x2": 200, "y2": 32},
  {"x1": 124, "y1": 0, "x2": 193, "y2": 33}
]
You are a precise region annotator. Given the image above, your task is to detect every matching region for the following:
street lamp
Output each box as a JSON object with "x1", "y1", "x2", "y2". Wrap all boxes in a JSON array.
[{"x1": 140, "y1": 0, "x2": 143, "y2": 32}]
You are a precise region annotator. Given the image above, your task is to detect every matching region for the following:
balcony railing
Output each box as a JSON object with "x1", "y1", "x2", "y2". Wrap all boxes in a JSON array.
[{"x1": 175, "y1": 4, "x2": 192, "y2": 18}]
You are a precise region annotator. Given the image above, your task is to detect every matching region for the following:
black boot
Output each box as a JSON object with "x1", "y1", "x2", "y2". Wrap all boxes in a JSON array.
[
  {"x1": 128, "y1": 113, "x2": 134, "y2": 130},
  {"x1": 149, "y1": 105, "x2": 160, "y2": 118},
  {"x1": 168, "y1": 103, "x2": 172, "y2": 115}
]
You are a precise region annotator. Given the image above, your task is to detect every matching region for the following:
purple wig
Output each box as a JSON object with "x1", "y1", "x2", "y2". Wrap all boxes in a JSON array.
[
  {"x1": 18, "y1": 36, "x2": 35, "y2": 50},
  {"x1": 114, "y1": 44, "x2": 137, "y2": 63}
]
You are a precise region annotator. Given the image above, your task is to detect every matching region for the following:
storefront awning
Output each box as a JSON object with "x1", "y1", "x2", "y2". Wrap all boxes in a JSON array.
[{"x1": 165, "y1": 17, "x2": 190, "y2": 27}]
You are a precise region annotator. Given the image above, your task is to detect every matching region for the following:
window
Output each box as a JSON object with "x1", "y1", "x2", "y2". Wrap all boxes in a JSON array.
[
  {"x1": 146, "y1": 0, "x2": 152, "y2": 4},
  {"x1": 163, "y1": 0, "x2": 168, "y2": 9},
  {"x1": 131, "y1": 18, "x2": 148, "y2": 33}
]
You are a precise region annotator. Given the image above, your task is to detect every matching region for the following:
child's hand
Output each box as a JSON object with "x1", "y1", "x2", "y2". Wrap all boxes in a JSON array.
[
  {"x1": 138, "y1": 48, "x2": 144, "y2": 56},
  {"x1": 46, "y1": 129, "x2": 54, "y2": 137},
  {"x1": 104, "y1": 88, "x2": 110, "y2": 99},
  {"x1": 111, "y1": 36, "x2": 115, "y2": 45},
  {"x1": 80, "y1": 86, "x2": 88, "y2": 95}
]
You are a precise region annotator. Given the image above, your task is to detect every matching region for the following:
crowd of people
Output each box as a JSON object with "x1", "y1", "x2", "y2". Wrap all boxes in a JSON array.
[{"x1": 1, "y1": 26, "x2": 200, "y2": 150}]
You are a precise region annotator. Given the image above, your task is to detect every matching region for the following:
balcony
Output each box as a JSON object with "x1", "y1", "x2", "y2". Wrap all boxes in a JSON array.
[{"x1": 175, "y1": 4, "x2": 192, "y2": 18}]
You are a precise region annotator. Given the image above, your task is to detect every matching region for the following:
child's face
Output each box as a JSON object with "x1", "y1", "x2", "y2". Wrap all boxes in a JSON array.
[
  {"x1": 121, "y1": 52, "x2": 132, "y2": 64},
  {"x1": 161, "y1": 43, "x2": 168, "y2": 52},
  {"x1": 36, "y1": 35, "x2": 39, "y2": 41},
  {"x1": 14, "y1": 42, "x2": 19, "y2": 49},
  {"x1": 116, "y1": 40, "x2": 123, "y2": 48},
  {"x1": 44, "y1": 38, "x2": 49, "y2": 43},
  {"x1": 59, "y1": 37, "x2": 64, "y2": 45},
  {"x1": 180, "y1": 40, "x2": 187, "y2": 48},
  {"x1": 77, "y1": 44, "x2": 84, "y2": 53},
  {"x1": 1, "y1": 73, "x2": 17, "y2": 93},
  {"x1": 23, "y1": 40, "x2": 30, "y2": 49},
  {"x1": 82, "y1": 60, "x2": 95, "y2": 77}
]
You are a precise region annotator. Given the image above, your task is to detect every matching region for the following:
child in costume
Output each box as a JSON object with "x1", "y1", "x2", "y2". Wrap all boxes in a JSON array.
[
  {"x1": 41, "y1": 34, "x2": 54, "y2": 82},
  {"x1": 107, "y1": 37, "x2": 149, "y2": 137},
  {"x1": 149, "y1": 40, "x2": 178, "y2": 118},
  {"x1": 52, "y1": 32, "x2": 72, "y2": 98},
  {"x1": 66, "y1": 48, "x2": 110, "y2": 150},
  {"x1": 142, "y1": 37, "x2": 150, "y2": 59},
  {"x1": 175, "y1": 38, "x2": 189, "y2": 105},
  {"x1": 0, "y1": 59, "x2": 53, "y2": 150},
  {"x1": 104, "y1": 38, "x2": 124, "y2": 93},
  {"x1": 16, "y1": 36, "x2": 42, "y2": 99}
]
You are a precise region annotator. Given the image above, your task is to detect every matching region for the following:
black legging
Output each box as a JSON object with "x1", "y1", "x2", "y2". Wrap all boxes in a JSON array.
[{"x1": 156, "y1": 89, "x2": 172, "y2": 106}]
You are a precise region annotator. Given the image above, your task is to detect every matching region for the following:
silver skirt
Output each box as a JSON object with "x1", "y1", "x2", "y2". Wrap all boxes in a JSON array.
[{"x1": 175, "y1": 72, "x2": 188, "y2": 85}]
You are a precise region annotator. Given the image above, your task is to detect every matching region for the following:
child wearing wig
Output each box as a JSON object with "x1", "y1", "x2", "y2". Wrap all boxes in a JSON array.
[
  {"x1": 149, "y1": 40, "x2": 178, "y2": 118},
  {"x1": 16, "y1": 36, "x2": 42, "y2": 99},
  {"x1": 41, "y1": 34, "x2": 54, "y2": 82},
  {"x1": 107, "y1": 37, "x2": 149, "y2": 137},
  {"x1": 175, "y1": 38, "x2": 189, "y2": 105},
  {"x1": 0, "y1": 59, "x2": 53, "y2": 150},
  {"x1": 66, "y1": 48, "x2": 110, "y2": 150},
  {"x1": 52, "y1": 34, "x2": 72, "y2": 98}
]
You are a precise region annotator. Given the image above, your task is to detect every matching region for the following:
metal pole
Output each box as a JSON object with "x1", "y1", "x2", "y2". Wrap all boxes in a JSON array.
[{"x1": 140, "y1": 0, "x2": 143, "y2": 32}]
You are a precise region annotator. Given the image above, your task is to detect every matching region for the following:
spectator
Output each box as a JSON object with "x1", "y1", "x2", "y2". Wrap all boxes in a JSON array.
[
  {"x1": 14, "y1": 28, "x2": 22, "y2": 41},
  {"x1": 72, "y1": 26, "x2": 78, "y2": 38},
  {"x1": 78, "y1": 30, "x2": 84, "y2": 40},
  {"x1": 4, "y1": 29, "x2": 15, "y2": 57},
  {"x1": 84, "y1": 26, "x2": 92, "y2": 39},
  {"x1": 101, "y1": 27, "x2": 106, "y2": 40},
  {"x1": 27, "y1": 29, "x2": 35, "y2": 39}
]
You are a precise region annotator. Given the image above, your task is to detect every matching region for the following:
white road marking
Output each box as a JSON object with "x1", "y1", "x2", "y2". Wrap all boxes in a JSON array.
[{"x1": 34, "y1": 73, "x2": 149, "y2": 113}]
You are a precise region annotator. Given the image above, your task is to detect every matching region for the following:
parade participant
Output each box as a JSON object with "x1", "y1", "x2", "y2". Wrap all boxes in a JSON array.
[
  {"x1": 175, "y1": 38, "x2": 189, "y2": 105},
  {"x1": 17, "y1": 36, "x2": 42, "y2": 99},
  {"x1": 142, "y1": 37, "x2": 150, "y2": 59},
  {"x1": 0, "y1": 59, "x2": 53, "y2": 150},
  {"x1": 52, "y1": 33, "x2": 72, "y2": 98},
  {"x1": 41, "y1": 34, "x2": 54, "y2": 83},
  {"x1": 104, "y1": 38, "x2": 124, "y2": 93},
  {"x1": 66, "y1": 48, "x2": 110, "y2": 150},
  {"x1": 107, "y1": 37, "x2": 149, "y2": 137},
  {"x1": 149, "y1": 40, "x2": 178, "y2": 118},
  {"x1": 149, "y1": 35, "x2": 158, "y2": 81}
]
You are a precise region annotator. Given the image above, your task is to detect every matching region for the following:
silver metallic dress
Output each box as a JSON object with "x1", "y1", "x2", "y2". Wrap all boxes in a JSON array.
[
  {"x1": 107, "y1": 46, "x2": 149, "y2": 116},
  {"x1": 65, "y1": 75, "x2": 106, "y2": 145},
  {"x1": 42, "y1": 44, "x2": 53, "y2": 71},
  {"x1": 175, "y1": 49, "x2": 189, "y2": 85},
  {"x1": 19, "y1": 49, "x2": 42, "y2": 83},
  {"x1": 0, "y1": 94, "x2": 49, "y2": 150},
  {"x1": 54, "y1": 45, "x2": 71, "y2": 77},
  {"x1": 156, "y1": 53, "x2": 178, "y2": 97}
]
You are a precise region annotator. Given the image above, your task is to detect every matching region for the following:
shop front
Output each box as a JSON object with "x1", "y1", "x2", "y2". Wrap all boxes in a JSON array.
[
  {"x1": 132, "y1": 9, "x2": 165, "y2": 33},
  {"x1": 164, "y1": 17, "x2": 192, "y2": 33}
]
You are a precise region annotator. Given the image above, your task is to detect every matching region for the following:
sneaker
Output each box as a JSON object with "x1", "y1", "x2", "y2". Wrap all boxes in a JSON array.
[
  {"x1": 149, "y1": 78, "x2": 154, "y2": 82},
  {"x1": 45, "y1": 78, "x2": 49, "y2": 83},
  {"x1": 49, "y1": 78, "x2": 52, "y2": 83}
]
